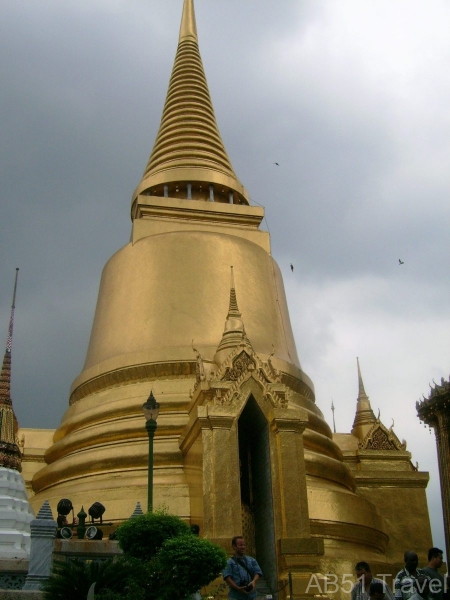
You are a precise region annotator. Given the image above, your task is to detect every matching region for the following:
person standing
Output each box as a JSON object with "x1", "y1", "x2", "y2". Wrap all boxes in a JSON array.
[
  {"x1": 352, "y1": 562, "x2": 395, "y2": 600},
  {"x1": 223, "y1": 536, "x2": 262, "y2": 600},
  {"x1": 423, "y1": 548, "x2": 445, "y2": 600},
  {"x1": 394, "y1": 551, "x2": 430, "y2": 600}
]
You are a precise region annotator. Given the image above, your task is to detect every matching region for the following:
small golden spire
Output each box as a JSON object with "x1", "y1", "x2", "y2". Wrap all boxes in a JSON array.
[
  {"x1": 214, "y1": 268, "x2": 246, "y2": 366},
  {"x1": 357, "y1": 356, "x2": 367, "y2": 397},
  {"x1": 179, "y1": 0, "x2": 197, "y2": 42},
  {"x1": 351, "y1": 357, "x2": 377, "y2": 439},
  {"x1": 228, "y1": 266, "x2": 241, "y2": 318}
]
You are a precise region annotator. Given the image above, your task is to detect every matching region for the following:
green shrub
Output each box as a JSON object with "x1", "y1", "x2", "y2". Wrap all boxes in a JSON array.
[
  {"x1": 42, "y1": 557, "x2": 138, "y2": 600},
  {"x1": 115, "y1": 510, "x2": 191, "y2": 561},
  {"x1": 154, "y1": 535, "x2": 227, "y2": 600},
  {"x1": 45, "y1": 513, "x2": 225, "y2": 600}
]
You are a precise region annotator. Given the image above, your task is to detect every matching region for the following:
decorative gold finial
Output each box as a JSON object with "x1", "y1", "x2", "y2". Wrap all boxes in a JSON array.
[
  {"x1": 351, "y1": 357, "x2": 376, "y2": 439},
  {"x1": 357, "y1": 356, "x2": 367, "y2": 397},
  {"x1": 214, "y1": 268, "x2": 247, "y2": 366},
  {"x1": 331, "y1": 399, "x2": 336, "y2": 434},
  {"x1": 228, "y1": 267, "x2": 241, "y2": 318},
  {"x1": 179, "y1": 0, "x2": 197, "y2": 42}
]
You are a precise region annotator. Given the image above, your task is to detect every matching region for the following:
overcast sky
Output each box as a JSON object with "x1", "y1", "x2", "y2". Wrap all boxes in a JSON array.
[{"x1": 1, "y1": 1, "x2": 448, "y2": 553}]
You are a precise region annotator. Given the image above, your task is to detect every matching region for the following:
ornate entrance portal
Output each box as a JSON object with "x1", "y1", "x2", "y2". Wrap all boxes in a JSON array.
[{"x1": 238, "y1": 396, "x2": 277, "y2": 593}]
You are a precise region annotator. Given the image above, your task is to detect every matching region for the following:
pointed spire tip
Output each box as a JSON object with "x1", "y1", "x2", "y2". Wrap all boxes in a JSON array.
[
  {"x1": 228, "y1": 267, "x2": 240, "y2": 317},
  {"x1": 356, "y1": 357, "x2": 367, "y2": 397},
  {"x1": 179, "y1": 0, "x2": 198, "y2": 42},
  {"x1": 351, "y1": 357, "x2": 376, "y2": 435}
]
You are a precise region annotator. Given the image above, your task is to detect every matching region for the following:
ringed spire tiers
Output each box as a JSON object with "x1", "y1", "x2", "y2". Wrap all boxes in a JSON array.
[{"x1": 131, "y1": 0, "x2": 249, "y2": 211}]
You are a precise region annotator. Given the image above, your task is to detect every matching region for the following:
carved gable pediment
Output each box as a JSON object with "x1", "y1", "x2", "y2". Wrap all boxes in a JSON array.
[
  {"x1": 222, "y1": 350, "x2": 255, "y2": 382},
  {"x1": 191, "y1": 337, "x2": 289, "y2": 410},
  {"x1": 359, "y1": 421, "x2": 406, "y2": 451},
  {"x1": 211, "y1": 341, "x2": 287, "y2": 408}
]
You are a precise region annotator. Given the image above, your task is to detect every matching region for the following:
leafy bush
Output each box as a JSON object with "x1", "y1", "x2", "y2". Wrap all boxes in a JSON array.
[
  {"x1": 154, "y1": 535, "x2": 227, "y2": 600},
  {"x1": 115, "y1": 510, "x2": 191, "y2": 561},
  {"x1": 44, "y1": 512, "x2": 225, "y2": 600},
  {"x1": 42, "y1": 557, "x2": 138, "y2": 600}
]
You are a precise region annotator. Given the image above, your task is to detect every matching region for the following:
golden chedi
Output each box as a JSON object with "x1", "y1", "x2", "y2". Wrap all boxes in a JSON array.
[{"x1": 29, "y1": 1, "x2": 432, "y2": 596}]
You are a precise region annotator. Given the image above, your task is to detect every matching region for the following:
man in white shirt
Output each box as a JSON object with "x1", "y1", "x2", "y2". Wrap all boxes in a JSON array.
[{"x1": 394, "y1": 551, "x2": 430, "y2": 600}]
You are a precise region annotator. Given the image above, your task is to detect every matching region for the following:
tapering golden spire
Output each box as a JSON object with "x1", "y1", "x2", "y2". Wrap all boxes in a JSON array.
[
  {"x1": 228, "y1": 266, "x2": 241, "y2": 318},
  {"x1": 351, "y1": 357, "x2": 377, "y2": 439},
  {"x1": 132, "y1": 0, "x2": 249, "y2": 208},
  {"x1": 214, "y1": 267, "x2": 246, "y2": 366},
  {"x1": 0, "y1": 268, "x2": 21, "y2": 472},
  {"x1": 357, "y1": 356, "x2": 367, "y2": 398}
]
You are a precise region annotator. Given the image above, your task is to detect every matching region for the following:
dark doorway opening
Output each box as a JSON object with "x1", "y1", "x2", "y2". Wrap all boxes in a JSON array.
[{"x1": 238, "y1": 396, "x2": 277, "y2": 597}]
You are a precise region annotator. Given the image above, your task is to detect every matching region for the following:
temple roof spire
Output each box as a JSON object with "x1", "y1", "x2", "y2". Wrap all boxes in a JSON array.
[
  {"x1": 0, "y1": 268, "x2": 22, "y2": 471},
  {"x1": 351, "y1": 357, "x2": 377, "y2": 439},
  {"x1": 214, "y1": 267, "x2": 246, "y2": 366},
  {"x1": 131, "y1": 0, "x2": 249, "y2": 209},
  {"x1": 228, "y1": 266, "x2": 241, "y2": 318},
  {"x1": 357, "y1": 356, "x2": 367, "y2": 397}
]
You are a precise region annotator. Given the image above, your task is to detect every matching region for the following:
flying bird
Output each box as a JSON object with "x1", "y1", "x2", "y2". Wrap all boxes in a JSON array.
[
  {"x1": 290, "y1": 263, "x2": 294, "y2": 272},
  {"x1": 398, "y1": 259, "x2": 404, "y2": 265},
  {"x1": 274, "y1": 162, "x2": 279, "y2": 166}
]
